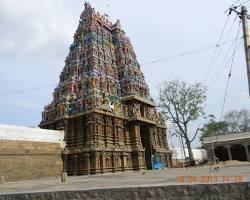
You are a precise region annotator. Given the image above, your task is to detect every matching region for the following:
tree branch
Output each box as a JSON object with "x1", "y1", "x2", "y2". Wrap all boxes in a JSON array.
[{"x1": 189, "y1": 124, "x2": 205, "y2": 142}]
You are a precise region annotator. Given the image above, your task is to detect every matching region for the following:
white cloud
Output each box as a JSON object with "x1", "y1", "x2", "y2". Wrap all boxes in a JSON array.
[{"x1": 0, "y1": 0, "x2": 74, "y2": 60}]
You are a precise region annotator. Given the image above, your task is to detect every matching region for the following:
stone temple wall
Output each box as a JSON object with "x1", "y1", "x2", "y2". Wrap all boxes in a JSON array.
[{"x1": 0, "y1": 125, "x2": 64, "y2": 182}]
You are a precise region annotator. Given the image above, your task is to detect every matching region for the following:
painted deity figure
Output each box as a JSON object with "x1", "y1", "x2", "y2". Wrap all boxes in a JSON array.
[
  {"x1": 134, "y1": 103, "x2": 141, "y2": 117},
  {"x1": 128, "y1": 105, "x2": 134, "y2": 117},
  {"x1": 148, "y1": 107, "x2": 155, "y2": 121},
  {"x1": 114, "y1": 101, "x2": 122, "y2": 115}
]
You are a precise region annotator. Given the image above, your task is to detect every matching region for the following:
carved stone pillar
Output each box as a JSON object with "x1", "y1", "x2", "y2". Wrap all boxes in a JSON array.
[
  {"x1": 74, "y1": 154, "x2": 78, "y2": 175},
  {"x1": 243, "y1": 144, "x2": 250, "y2": 161},
  {"x1": 98, "y1": 115, "x2": 105, "y2": 147},
  {"x1": 91, "y1": 153, "x2": 98, "y2": 174},
  {"x1": 131, "y1": 122, "x2": 141, "y2": 147},
  {"x1": 112, "y1": 118, "x2": 118, "y2": 146},
  {"x1": 121, "y1": 152, "x2": 127, "y2": 171},
  {"x1": 131, "y1": 151, "x2": 140, "y2": 170},
  {"x1": 107, "y1": 117, "x2": 113, "y2": 147},
  {"x1": 225, "y1": 145, "x2": 232, "y2": 160},
  {"x1": 62, "y1": 151, "x2": 67, "y2": 172},
  {"x1": 101, "y1": 152, "x2": 106, "y2": 173},
  {"x1": 103, "y1": 116, "x2": 108, "y2": 146},
  {"x1": 124, "y1": 128, "x2": 128, "y2": 145},
  {"x1": 62, "y1": 153, "x2": 67, "y2": 172},
  {"x1": 138, "y1": 151, "x2": 146, "y2": 170},
  {"x1": 165, "y1": 153, "x2": 169, "y2": 166},
  {"x1": 85, "y1": 154, "x2": 90, "y2": 175},
  {"x1": 158, "y1": 129, "x2": 163, "y2": 148},
  {"x1": 162, "y1": 129, "x2": 167, "y2": 148},
  {"x1": 112, "y1": 153, "x2": 116, "y2": 172},
  {"x1": 169, "y1": 153, "x2": 173, "y2": 166},
  {"x1": 86, "y1": 116, "x2": 94, "y2": 146},
  {"x1": 93, "y1": 116, "x2": 98, "y2": 145},
  {"x1": 64, "y1": 119, "x2": 69, "y2": 142}
]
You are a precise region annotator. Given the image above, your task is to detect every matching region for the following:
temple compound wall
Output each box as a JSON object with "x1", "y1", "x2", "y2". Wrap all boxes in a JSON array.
[
  {"x1": 39, "y1": 3, "x2": 172, "y2": 175},
  {"x1": 0, "y1": 124, "x2": 64, "y2": 182}
]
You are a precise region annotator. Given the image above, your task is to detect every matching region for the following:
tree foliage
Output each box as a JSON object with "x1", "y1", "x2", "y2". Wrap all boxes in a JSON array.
[
  {"x1": 200, "y1": 109, "x2": 250, "y2": 142},
  {"x1": 199, "y1": 116, "x2": 228, "y2": 142},
  {"x1": 158, "y1": 79, "x2": 206, "y2": 126},
  {"x1": 223, "y1": 109, "x2": 250, "y2": 133},
  {"x1": 158, "y1": 79, "x2": 207, "y2": 165}
]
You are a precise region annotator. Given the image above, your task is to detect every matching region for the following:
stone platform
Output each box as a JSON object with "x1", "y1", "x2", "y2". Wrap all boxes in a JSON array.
[{"x1": 0, "y1": 164, "x2": 250, "y2": 199}]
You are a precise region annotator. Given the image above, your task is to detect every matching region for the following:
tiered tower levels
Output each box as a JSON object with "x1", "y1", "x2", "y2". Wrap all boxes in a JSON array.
[{"x1": 40, "y1": 2, "x2": 172, "y2": 175}]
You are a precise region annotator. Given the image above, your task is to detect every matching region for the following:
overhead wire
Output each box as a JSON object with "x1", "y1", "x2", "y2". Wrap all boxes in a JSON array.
[
  {"x1": 207, "y1": 41, "x2": 243, "y2": 90},
  {"x1": 225, "y1": 0, "x2": 250, "y2": 15},
  {"x1": 208, "y1": 19, "x2": 241, "y2": 176},
  {"x1": 201, "y1": 14, "x2": 230, "y2": 83},
  {"x1": 0, "y1": 4, "x2": 244, "y2": 98},
  {"x1": 206, "y1": 18, "x2": 243, "y2": 88},
  {"x1": 224, "y1": 0, "x2": 241, "y2": 13},
  {"x1": 240, "y1": 0, "x2": 250, "y2": 6},
  {"x1": 0, "y1": 38, "x2": 241, "y2": 97},
  {"x1": 219, "y1": 20, "x2": 241, "y2": 121},
  {"x1": 141, "y1": 37, "x2": 239, "y2": 66},
  {"x1": 203, "y1": 15, "x2": 238, "y2": 84},
  {"x1": 233, "y1": 0, "x2": 241, "y2": 6},
  {"x1": 0, "y1": 84, "x2": 57, "y2": 96},
  {"x1": 229, "y1": 0, "x2": 250, "y2": 9},
  {"x1": 232, "y1": 0, "x2": 242, "y2": 7}
]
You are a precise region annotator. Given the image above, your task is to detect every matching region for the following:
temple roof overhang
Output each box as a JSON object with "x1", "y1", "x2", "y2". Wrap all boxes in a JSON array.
[
  {"x1": 203, "y1": 131, "x2": 250, "y2": 145},
  {"x1": 120, "y1": 95, "x2": 155, "y2": 107}
]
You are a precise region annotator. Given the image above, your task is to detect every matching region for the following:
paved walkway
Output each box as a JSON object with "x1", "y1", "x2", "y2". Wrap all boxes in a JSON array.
[{"x1": 1, "y1": 164, "x2": 250, "y2": 195}]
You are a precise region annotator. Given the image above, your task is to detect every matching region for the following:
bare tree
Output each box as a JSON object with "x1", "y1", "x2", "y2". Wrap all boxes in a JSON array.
[
  {"x1": 223, "y1": 109, "x2": 250, "y2": 132},
  {"x1": 158, "y1": 79, "x2": 206, "y2": 165}
]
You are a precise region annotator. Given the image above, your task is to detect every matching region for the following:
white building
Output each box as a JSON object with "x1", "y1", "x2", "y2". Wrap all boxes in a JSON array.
[{"x1": 171, "y1": 147, "x2": 207, "y2": 164}]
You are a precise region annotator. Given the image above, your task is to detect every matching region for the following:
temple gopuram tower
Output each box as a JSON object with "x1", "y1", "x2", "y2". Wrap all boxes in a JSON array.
[{"x1": 40, "y1": 2, "x2": 172, "y2": 175}]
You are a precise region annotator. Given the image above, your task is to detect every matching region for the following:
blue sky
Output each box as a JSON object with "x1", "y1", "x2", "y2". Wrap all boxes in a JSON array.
[{"x1": 0, "y1": 0, "x2": 249, "y2": 147}]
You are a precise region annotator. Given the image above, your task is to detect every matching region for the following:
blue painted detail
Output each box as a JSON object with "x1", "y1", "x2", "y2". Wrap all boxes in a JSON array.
[{"x1": 151, "y1": 154, "x2": 165, "y2": 170}]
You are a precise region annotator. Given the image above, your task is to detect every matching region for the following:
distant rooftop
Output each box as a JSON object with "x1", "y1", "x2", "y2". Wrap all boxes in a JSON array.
[
  {"x1": 203, "y1": 131, "x2": 250, "y2": 144},
  {"x1": 0, "y1": 124, "x2": 64, "y2": 145}
]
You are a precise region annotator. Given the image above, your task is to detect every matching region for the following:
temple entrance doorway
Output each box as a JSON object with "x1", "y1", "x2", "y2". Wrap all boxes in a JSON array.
[{"x1": 140, "y1": 125, "x2": 152, "y2": 170}]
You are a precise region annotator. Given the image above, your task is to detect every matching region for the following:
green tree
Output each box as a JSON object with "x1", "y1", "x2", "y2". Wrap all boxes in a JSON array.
[
  {"x1": 199, "y1": 109, "x2": 250, "y2": 143},
  {"x1": 199, "y1": 116, "x2": 229, "y2": 142},
  {"x1": 158, "y1": 79, "x2": 206, "y2": 165}
]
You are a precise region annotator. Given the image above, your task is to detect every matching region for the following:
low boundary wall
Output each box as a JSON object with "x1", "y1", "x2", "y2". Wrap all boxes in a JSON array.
[{"x1": 0, "y1": 182, "x2": 249, "y2": 200}]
